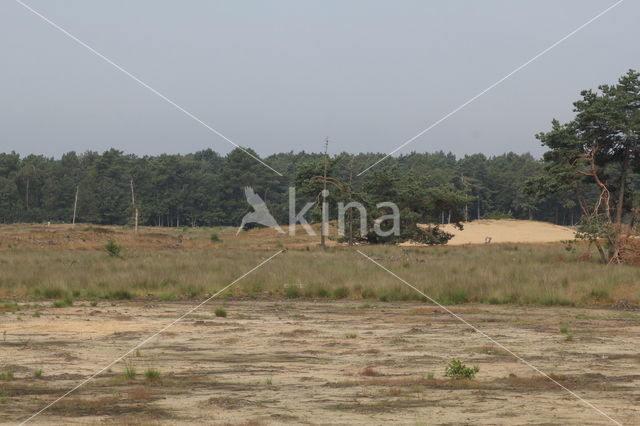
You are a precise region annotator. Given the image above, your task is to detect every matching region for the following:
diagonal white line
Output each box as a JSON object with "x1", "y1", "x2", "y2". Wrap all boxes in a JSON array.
[
  {"x1": 16, "y1": 250, "x2": 284, "y2": 426},
  {"x1": 356, "y1": 249, "x2": 622, "y2": 426},
  {"x1": 13, "y1": 0, "x2": 283, "y2": 177},
  {"x1": 357, "y1": 0, "x2": 626, "y2": 176}
]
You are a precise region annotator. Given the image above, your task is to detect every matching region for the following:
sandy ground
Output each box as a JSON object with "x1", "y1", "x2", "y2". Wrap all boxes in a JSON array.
[
  {"x1": 1, "y1": 300, "x2": 639, "y2": 425},
  {"x1": 438, "y1": 220, "x2": 576, "y2": 245}
]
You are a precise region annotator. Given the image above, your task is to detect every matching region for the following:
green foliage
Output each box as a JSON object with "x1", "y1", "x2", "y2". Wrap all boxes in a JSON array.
[
  {"x1": 214, "y1": 307, "x2": 227, "y2": 317},
  {"x1": 144, "y1": 368, "x2": 160, "y2": 381},
  {"x1": 210, "y1": 232, "x2": 220, "y2": 243},
  {"x1": 444, "y1": 359, "x2": 479, "y2": 379},
  {"x1": 332, "y1": 286, "x2": 350, "y2": 299},
  {"x1": 105, "y1": 290, "x2": 132, "y2": 300},
  {"x1": 104, "y1": 239, "x2": 122, "y2": 258},
  {"x1": 33, "y1": 369, "x2": 43, "y2": 379},
  {"x1": 284, "y1": 285, "x2": 300, "y2": 299},
  {"x1": 0, "y1": 370, "x2": 14, "y2": 381},
  {"x1": 124, "y1": 365, "x2": 136, "y2": 379},
  {"x1": 0, "y1": 145, "x2": 586, "y2": 229}
]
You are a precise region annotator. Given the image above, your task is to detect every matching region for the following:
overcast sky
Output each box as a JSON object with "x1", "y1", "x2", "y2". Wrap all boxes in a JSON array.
[{"x1": 1, "y1": 0, "x2": 638, "y2": 160}]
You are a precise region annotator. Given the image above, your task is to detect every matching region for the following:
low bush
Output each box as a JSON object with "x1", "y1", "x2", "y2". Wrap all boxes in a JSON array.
[{"x1": 444, "y1": 359, "x2": 479, "y2": 379}]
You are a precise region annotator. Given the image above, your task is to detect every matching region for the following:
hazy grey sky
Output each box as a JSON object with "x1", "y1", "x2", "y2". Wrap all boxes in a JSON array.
[{"x1": 1, "y1": 1, "x2": 638, "y2": 159}]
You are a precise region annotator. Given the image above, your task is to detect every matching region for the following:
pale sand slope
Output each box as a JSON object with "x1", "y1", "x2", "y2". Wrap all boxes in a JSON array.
[{"x1": 436, "y1": 219, "x2": 575, "y2": 245}]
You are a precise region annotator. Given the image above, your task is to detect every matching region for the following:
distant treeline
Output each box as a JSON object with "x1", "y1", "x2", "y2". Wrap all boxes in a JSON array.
[{"x1": 0, "y1": 148, "x2": 594, "y2": 227}]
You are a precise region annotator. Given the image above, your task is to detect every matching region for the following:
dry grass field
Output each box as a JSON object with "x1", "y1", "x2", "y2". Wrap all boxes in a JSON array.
[{"x1": 0, "y1": 222, "x2": 639, "y2": 425}]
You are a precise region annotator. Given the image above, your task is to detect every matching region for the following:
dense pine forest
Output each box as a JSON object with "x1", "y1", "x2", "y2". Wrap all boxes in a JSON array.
[{"x1": 0, "y1": 148, "x2": 585, "y2": 227}]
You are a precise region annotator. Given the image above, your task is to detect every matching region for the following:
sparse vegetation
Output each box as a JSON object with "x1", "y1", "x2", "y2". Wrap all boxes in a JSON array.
[{"x1": 214, "y1": 307, "x2": 227, "y2": 318}]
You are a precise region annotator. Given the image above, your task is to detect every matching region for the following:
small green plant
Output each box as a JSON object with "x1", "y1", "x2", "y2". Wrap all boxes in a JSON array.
[
  {"x1": 284, "y1": 285, "x2": 300, "y2": 299},
  {"x1": 33, "y1": 369, "x2": 43, "y2": 379},
  {"x1": 345, "y1": 333, "x2": 357, "y2": 339},
  {"x1": 315, "y1": 288, "x2": 329, "y2": 298},
  {"x1": 104, "y1": 239, "x2": 122, "y2": 258},
  {"x1": 135, "y1": 349, "x2": 142, "y2": 357},
  {"x1": 32, "y1": 311, "x2": 40, "y2": 318},
  {"x1": 426, "y1": 371, "x2": 435, "y2": 380},
  {"x1": 124, "y1": 364, "x2": 136, "y2": 380},
  {"x1": 444, "y1": 359, "x2": 479, "y2": 379},
  {"x1": 214, "y1": 307, "x2": 227, "y2": 318},
  {"x1": 144, "y1": 368, "x2": 160, "y2": 381},
  {"x1": 90, "y1": 301, "x2": 98, "y2": 307},
  {"x1": 378, "y1": 293, "x2": 389, "y2": 302},
  {"x1": 105, "y1": 290, "x2": 132, "y2": 300},
  {"x1": 332, "y1": 286, "x2": 349, "y2": 299},
  {"x1": 52, "y1": 297, "x2": 73, "y2": 308},
  {"x1": 265, "y1": 377, "x2": 273, "y2": 386},
  {"x1": 559, "y1": 323, "x2": 570, "y2": 334},
  {"x1": 210, "y1": 233, "x2": 220, "y2": 243},
  {"x1": 0, "y1": 370, "x2": 14, "y2": 380},
  {"x1": 565, "y1": 333, "x2": 574, "y2": 342}
]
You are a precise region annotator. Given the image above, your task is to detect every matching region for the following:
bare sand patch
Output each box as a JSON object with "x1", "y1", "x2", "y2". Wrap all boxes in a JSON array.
[{"x1": 439, "y1": 219, "x2": 576, "y2": 245}]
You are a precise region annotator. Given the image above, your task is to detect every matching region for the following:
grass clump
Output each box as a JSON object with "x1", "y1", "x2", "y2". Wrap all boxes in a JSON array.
[
  {"x1": 105, "y1": 290, "x2": 133, "y2": 300},
  {"x1": 33, "y1": 369, "x2": 43, "y2": 379},
  {"x1": 444, "y1": 359, "x2": 479, "y2": 379},
  {"x1": 210, "y1": 233, "x2": 220, "y2": 243},
  {"x1": 52, "y1": 297, "x2": 73, "y2": 308},
  {"x1": 214, "y1": 307, "x2": 227, "y2": 318},
  {"x1": 284, "y1": 285, "x2": 300, "y2": 299},
  {"x1": 144, "y1": 368, "x2": 160, "y2": 381},
  {"x1": 0, "y1": 370, "x2": 14, "y2": 380},
  {"x1": 559, "y1": 323, "x2": 570, "y2": 334},
  {"x1": 332, "y1": 286, "x2": 350, "y2": 299},
  {"x1": 40, "y1": 287, "x2": 65, "y2": 299},
  {"x1": 124, "y1": 365, "x2": 136, "y2": 380}
]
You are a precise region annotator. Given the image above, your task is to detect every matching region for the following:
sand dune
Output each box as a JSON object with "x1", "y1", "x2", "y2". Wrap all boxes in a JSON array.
[{"x1": 437, "y1": 219, "x2": 575, "y2": 245}]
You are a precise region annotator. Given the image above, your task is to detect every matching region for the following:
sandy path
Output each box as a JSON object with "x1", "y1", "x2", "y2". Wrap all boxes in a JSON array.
[
  {"x1": 438, "y1": 220, "x2": 576, "y2": 245},
  {"x1": 1, "y1": 300, "x2": 638, "y2": 425}
]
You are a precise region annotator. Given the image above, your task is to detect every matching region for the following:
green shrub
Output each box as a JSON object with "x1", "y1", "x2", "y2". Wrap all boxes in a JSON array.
[
  {"x1": 444, "y1": 359, "x2": 479, "y2": 379},
  {"x1": 106, "y1": 290, "x2": 133, "y2": 300},
  {"x1": 210, "y1": 233, "x2": 220, "y2": 243},
  {"x1": 214, "y1": 307, "x2": 227, "y2": 317},
  {"x1": 41, "y1": 287, "x2": 65, "y2": 299},
  {"x1": 284, "y1": 285, "x2": 300, "y2": 299},
  {"x1": 104, "y1": 239, "x2": 122, "y2": 258},
  {"x1": 33, "y1": 369, "x2": 43, "y2": 379},
  {"x1": 332, "y1": 286, "x2": 349, "y2": 299},
  {"x1": 315, "y1": 288, "x2": 329, "y2": 298}
]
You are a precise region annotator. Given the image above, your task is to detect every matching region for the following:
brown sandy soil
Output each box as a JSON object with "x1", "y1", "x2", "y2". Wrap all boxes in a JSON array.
[
  {"x1": 439, "y1": 220, "x2": 576, "y2": 245},
  {"x1": 1, "y1": 300, "x2": 638, "y2": 425}
]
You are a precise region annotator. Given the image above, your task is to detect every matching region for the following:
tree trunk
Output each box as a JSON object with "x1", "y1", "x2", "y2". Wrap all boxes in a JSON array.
[{"x1": 615, "y1": 152, "x2": 629, "y2": 225}]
